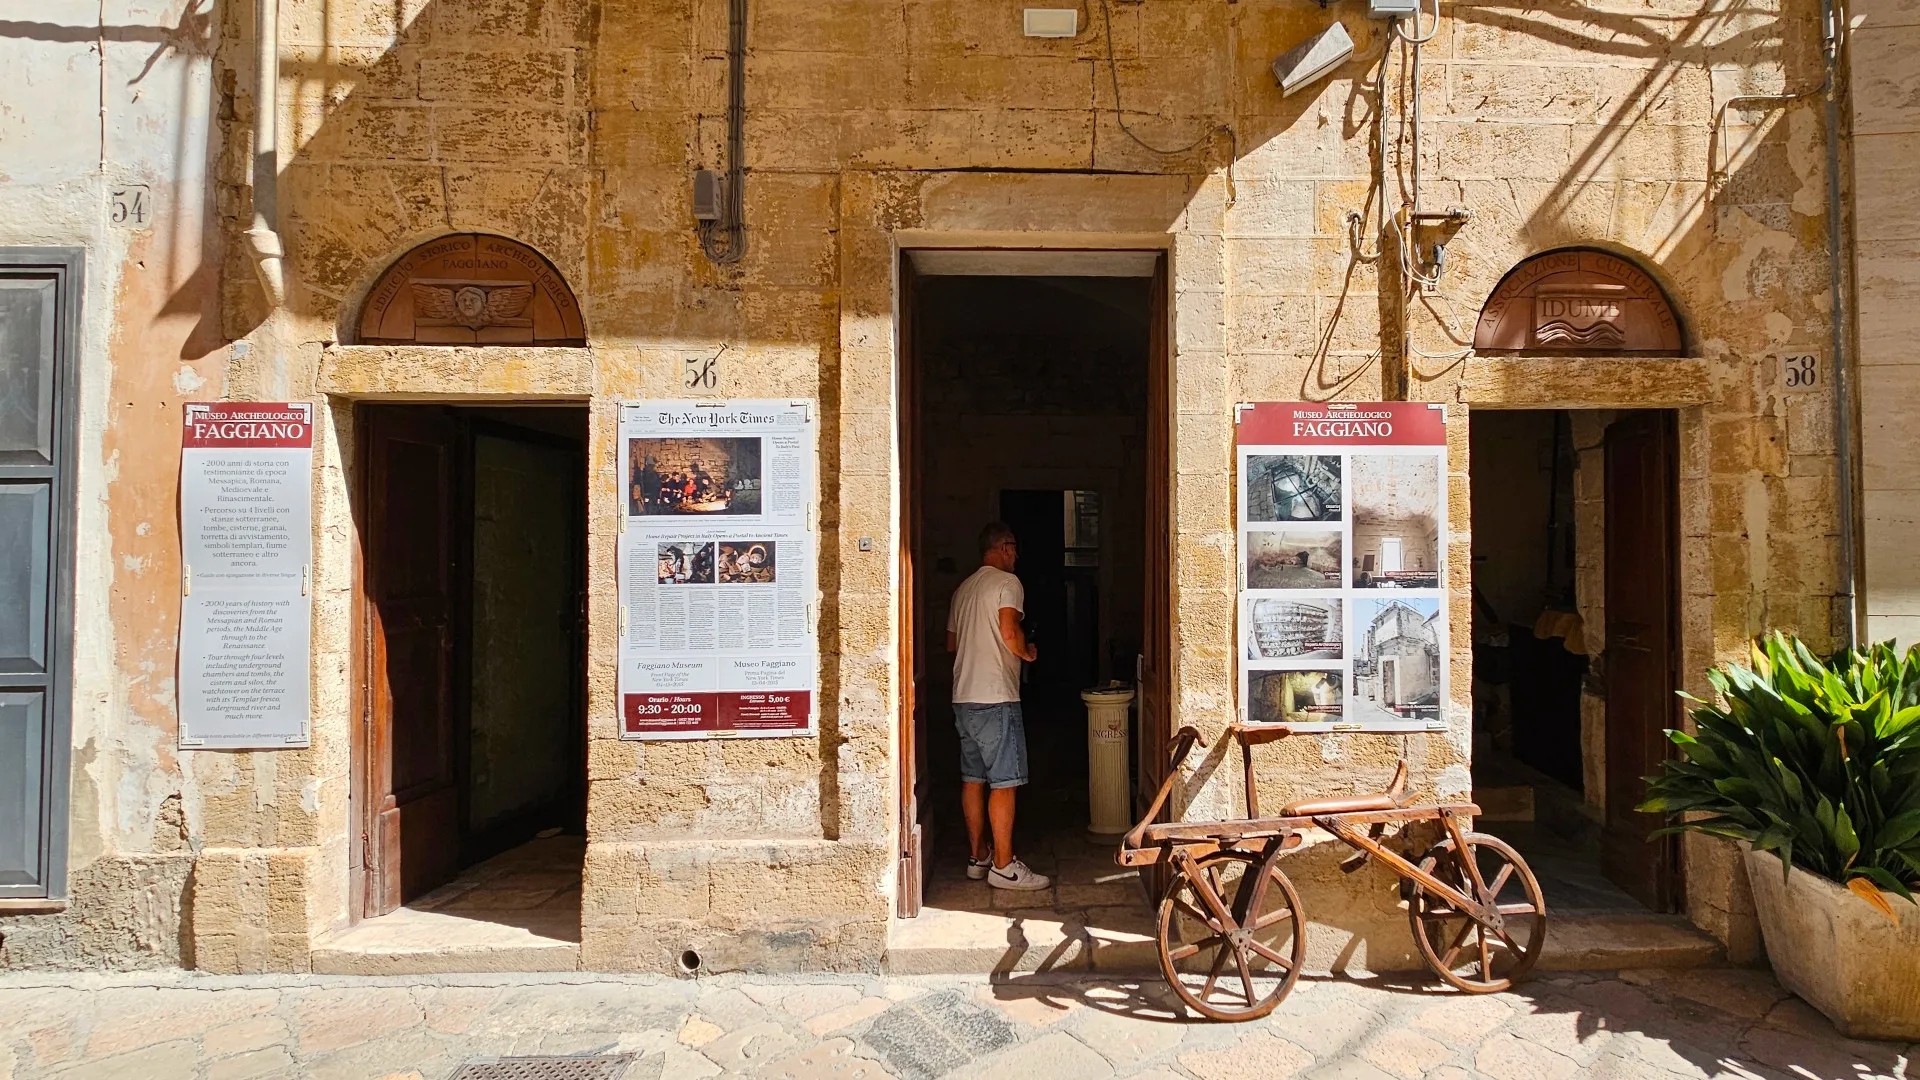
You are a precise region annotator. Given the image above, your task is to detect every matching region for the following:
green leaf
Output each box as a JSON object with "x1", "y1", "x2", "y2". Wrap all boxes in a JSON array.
[
  {"x1": 1884, "y1": 810, "x2": 1920, "y2": 851},
  {"x1": 1835, "y1": 804, "x2": 1862, "y2": 866}
]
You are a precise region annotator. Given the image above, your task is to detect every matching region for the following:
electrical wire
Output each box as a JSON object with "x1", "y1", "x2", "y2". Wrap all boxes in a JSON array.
[{"x1": 1100, "y1": 0, "x2": 1233, "y2": 165}]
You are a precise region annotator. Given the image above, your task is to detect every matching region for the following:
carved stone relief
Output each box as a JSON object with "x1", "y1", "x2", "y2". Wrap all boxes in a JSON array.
[
  {"x1": 1473, "y1": 248, "x2": 1683, "y2": 354},
  {"x1": 358, "y1": 234, "x2": 585, "y2": 346}
]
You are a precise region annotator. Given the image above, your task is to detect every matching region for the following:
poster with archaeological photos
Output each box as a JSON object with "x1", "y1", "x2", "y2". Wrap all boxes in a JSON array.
[
  {"x1": 616, "y1": 401, "x2": 818, "y2": 741},
  {"x1": 1235, "y1": 402, "x2": 1449, "y2": 733}
]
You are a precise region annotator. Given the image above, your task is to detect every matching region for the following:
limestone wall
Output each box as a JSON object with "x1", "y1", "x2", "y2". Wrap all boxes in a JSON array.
[
  {"x1": 224, "y1": 0, "x2": 1847, "y2": 972},
  {"x1": 0, "y1": 0, "x2": 1851, "y2": 973}
]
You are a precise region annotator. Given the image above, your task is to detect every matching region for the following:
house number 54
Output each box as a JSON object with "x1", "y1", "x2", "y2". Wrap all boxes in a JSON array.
[{"x1": 110, "y1": 185, "x2": 152, "y2": 229}]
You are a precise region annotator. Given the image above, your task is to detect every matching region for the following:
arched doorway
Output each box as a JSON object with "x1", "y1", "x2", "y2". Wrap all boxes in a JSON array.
[
  {"x1": 358, "y1": 233, "x2": 585, "y2": 346},
  {"x1": 1473, "y1": 247, "x2": 1683, "y2": 354},
  {"x1": 1465, "y1": 247, "x2": 1685, "y2": 915},
  {"x1": 350, "y1": 234, "x2": 590, "y2": 927}
]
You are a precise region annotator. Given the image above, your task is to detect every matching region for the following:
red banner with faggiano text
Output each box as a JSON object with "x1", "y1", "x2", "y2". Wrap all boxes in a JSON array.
[
  {"x1": 182, "y1": 403, "x2": 315, "y2": 448},
  {"x1": 1234, "y1": 401, "x2": 1446, "y2": 447}
]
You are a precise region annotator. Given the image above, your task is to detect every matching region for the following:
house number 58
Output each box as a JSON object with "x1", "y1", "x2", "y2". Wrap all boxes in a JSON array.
[{"x1": 1778, "y1": 353, "x2": 1820, "y2": 393}]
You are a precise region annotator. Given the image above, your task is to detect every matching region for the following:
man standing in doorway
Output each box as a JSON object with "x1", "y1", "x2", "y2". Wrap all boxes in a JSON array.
[{"x1": 947, "y1": 522, "x2": 1051, "y2": 890}]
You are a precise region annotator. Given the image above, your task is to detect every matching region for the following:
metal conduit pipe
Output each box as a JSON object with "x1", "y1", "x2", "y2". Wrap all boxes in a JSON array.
[
  {"x1": 1820, "y1": 0, "x2": 1859, "y2": 648},
  {"x1": 244, "y1": 0, "x2": 285, "y2": 306},
  {"x1": 698, "y1": 0, "x2": 748, "y2": 265}
]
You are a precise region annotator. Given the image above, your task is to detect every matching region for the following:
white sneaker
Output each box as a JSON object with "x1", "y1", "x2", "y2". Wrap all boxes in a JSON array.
[
  {"x1": 966, "y1": 856, "x2": 992, "y2": 880},
  {"x1": 987, "y1": 858, "x2": 1051, "y2": 891}
]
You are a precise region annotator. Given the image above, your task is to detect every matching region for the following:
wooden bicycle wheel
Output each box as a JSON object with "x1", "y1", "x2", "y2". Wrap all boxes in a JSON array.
[
  {"x1": 1407, "y1": 831, "x2": 1548, "y2": 993},
  {"x1": 1156, "y1": 848, "x2": 1307, "y2": 1021}
]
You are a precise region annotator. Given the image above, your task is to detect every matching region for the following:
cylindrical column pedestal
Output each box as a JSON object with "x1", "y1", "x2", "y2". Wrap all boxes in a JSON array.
[{"x1": 1082, "y1": 686, "x2": 1136, "y2": 837}]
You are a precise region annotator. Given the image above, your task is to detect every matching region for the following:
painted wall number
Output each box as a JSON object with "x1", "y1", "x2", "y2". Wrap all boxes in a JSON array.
[
  {"x1": 684, "y1": 352, "x2": 720, "y2": 390},
  {"x1": 110, "y1": 185, "x2": 152, "y2": 229},
  {"x1": 1778, "y1": 352, "x2": 1820, "y2": 393}
]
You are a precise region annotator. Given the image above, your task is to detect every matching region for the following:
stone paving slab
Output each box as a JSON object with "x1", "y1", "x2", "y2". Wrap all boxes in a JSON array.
[{"x1": 0, "y1": 967, "x2": 1911, "y2": 1080}]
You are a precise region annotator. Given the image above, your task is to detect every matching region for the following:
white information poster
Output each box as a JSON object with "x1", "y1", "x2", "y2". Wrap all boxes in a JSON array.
[
  {"x1": 178, "y1": 402, "x2": 315, "y2": 748},
  {"x1": 616, "y1": 400, "x2": 818, "y2": 740},
  {"x1": 1235, "y1": 402, "x2": 1449, "y2": 733}
]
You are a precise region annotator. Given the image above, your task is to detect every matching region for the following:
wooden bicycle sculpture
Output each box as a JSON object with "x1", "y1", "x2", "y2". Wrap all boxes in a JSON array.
[{"x1": 1116, "y1": 722, "x2": 1549, "y2": 1022}]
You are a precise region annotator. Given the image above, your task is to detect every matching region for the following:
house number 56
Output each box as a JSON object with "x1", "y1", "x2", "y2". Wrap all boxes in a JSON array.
[{"x1": 684, "y1": 353, "x2": 719, "y2": 390}]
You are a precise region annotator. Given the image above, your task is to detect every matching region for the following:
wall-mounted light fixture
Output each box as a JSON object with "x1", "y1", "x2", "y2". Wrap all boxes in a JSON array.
[
  {"x1": 1271, "y1": 21, "x2": 1354, "y2": 97},
  {"x1": 1366, "y1": 0, "x2": 1420, "y2": 17},
  {"x1": 1024, "y1": 8, "x2": 1078, "y2": 37}
]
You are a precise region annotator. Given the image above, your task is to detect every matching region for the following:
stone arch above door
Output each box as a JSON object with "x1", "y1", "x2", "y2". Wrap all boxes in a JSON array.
[
  {"x1": 358, "y1": 234, "x2": 585, "y2": 346},
  {"x1": 1473, "y1": 248, "x2": 1683, "y2": 354}
]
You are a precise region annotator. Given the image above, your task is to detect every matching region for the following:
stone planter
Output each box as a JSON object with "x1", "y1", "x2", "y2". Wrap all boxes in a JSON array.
[{"x1": 1743, "y1": 845, "x2": 1920, "y2": 1039}]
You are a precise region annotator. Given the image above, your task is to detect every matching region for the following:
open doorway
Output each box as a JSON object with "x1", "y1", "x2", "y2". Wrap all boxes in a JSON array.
[
  {"x1": 351, "y1": 404, "x2": 587, "y2": 944},
  {"x1": 1468, "y1": 408, "x2": 1680, "y2": 915},
  {"x1": 896, "y1": 252, "x2": 1169, "y2": 922}
]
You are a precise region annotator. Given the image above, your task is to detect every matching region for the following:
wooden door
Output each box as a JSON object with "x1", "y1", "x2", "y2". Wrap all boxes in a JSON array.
[
  {"x1": 1601, "y1": 410, "x2": 1680, "y2": 911},
  {"x1": 896, "y1": 256, "x2": 925, "y2": 917},
  {"x1": 363, "y1": 407, "x2": 461, "y2": 915},
  {"x1": 1137, "y1": 255, "x2": 1172, "y2": 812}
]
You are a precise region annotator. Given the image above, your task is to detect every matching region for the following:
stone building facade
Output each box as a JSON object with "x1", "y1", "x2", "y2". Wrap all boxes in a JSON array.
[{"x1": 0, "y1": 0, "x2": 1875, "y2": 976}]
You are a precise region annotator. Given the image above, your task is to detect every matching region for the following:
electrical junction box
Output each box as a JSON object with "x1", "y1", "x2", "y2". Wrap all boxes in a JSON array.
[
  {"x1": 692, "y1": 170, "x2": 720, "y2": 221},
  {"x1": 1367, "y1": 0, "x2": 1419, "y2": 17},
  {"x1": 1024, "y1": 8, "x2": 1078, "y2": 37}
]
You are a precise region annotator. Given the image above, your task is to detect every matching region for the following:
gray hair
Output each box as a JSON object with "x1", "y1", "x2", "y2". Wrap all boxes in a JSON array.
[{"x1": 978, "y1": 521, "x2": 1016, "y2": 555}]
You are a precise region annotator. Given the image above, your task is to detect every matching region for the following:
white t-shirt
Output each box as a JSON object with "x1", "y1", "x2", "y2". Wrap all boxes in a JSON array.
[{"x1": 948, "y1": 565, "x2": 1025, "y2": 704}]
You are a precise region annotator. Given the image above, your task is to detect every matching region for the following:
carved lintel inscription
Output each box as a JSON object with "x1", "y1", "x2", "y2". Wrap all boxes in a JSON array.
[
  {"x1": 1473, "y1": 248, "x2": 1682, "y2": 354},
  {"x1": 358, "y1": 233, "x2": 585, "y2": 346}
]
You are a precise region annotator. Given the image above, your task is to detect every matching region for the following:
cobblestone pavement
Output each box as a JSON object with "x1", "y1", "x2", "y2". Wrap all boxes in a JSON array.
[{"x1": 0, "y1": 967, "x2": 1913, "y2": 1080}]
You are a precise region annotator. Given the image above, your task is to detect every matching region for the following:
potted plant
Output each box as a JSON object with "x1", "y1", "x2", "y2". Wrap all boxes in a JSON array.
[{"x1": 1640, "y1": 632, "x2": 1920, "y2": 1039}]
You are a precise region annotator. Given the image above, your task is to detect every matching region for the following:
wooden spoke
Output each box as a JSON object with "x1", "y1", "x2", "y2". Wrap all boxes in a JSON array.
[
  {"x1": 1166, "y1": 934, "x2": 1223, "y2": 962},
  {"x1": 1173, "y1": 894, "x2": 1225, "y2": 933},
  {"x1": 1438, "y1": 918, "x2": 1475, "y2": 969},
  {"x1": 1497, "y1": 902, "x2": 1539, "y2": 916},
  {"x1": 1245, "y1": 937, "x2": 1295, "y2": 970},
  {"x1": 1250, "y1": 906, "x2": 1296, "y2": 931},
  {"x1": 1476, "y1": 927, "x2": 1492, "y2": 979},
  {"x1": 1200, "y1": 942, "x2": 1231, "y2": 1002},
  {"x1": 1485, "y1": 864, "x2": 1514, "y2": 900},
  {"x1": 1233, "y1": 944, "x2": 1259, "y2": 1005}
]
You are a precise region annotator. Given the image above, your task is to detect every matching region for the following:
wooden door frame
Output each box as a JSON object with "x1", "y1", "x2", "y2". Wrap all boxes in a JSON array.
[
  {"x1": 892, "y1": 247, "x2": 1173, "y2": 917},
  {"x1": 350, "y1": 402, "x2": 590, "y2": 920}
]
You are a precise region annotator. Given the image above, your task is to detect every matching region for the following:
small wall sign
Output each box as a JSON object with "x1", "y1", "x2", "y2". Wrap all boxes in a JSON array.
[{"x1": 1777, "y1": 352, "x2": 1821, "y2": 393}]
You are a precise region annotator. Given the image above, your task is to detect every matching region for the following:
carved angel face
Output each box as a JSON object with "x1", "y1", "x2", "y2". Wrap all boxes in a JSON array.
[{"x1": 455, "y1": 286, "x2": 489, "y2": 322}]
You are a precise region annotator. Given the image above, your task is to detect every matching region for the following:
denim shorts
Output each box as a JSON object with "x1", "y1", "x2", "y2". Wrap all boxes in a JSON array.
[{"x1": 953, "y1": 702, "x2": 1029, "y2": 789}]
